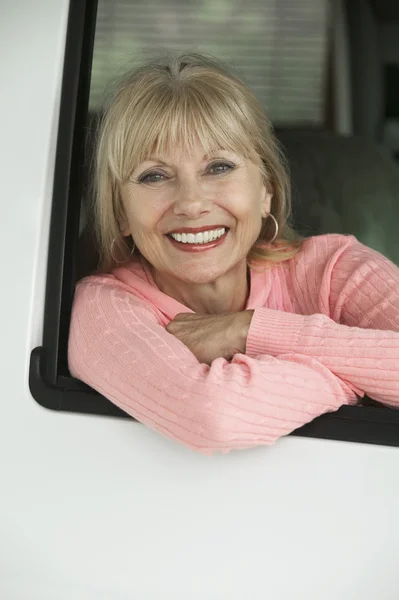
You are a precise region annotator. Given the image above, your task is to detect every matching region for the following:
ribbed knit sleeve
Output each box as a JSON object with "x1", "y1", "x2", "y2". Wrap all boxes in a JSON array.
[
  {"x1": 246, "y1": 236, "x2": 399, "y2": 407},
  {"x1": 68, "y1": 277, "x2": 357, "y2": 455}
]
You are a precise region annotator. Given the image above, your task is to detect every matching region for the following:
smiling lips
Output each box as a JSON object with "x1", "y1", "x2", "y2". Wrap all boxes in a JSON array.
[
  {"x1": 166, "y1": 226, "x2": 229, "y2": 252},
  {"x1": 170, "y1": 227, "x2": 226, "y2": 244}
]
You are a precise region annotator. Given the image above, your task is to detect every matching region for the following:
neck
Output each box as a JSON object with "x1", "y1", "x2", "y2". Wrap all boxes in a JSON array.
[{"x1": 150, "y1": 260, "x2": 250, "y2": 314}]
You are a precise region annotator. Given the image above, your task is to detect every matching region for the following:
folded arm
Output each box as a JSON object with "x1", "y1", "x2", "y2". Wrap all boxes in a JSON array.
[
  {"x1": 246, "y1": 239, "x2": 399, "y2": 406},
  {"x1": 68, "y1": 278, "x2": 357, "y2": 455}
]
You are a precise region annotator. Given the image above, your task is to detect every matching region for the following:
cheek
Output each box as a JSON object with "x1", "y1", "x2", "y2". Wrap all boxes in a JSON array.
[
  {"x1": 218, "y1": 180, "x2": 263, "y2": 219},
  {"x1": 124, "y1": 195, "x2": 167, "y2": 234}
]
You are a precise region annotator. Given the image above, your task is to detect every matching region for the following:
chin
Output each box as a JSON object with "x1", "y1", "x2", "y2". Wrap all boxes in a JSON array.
[{"x1": 173, "y1": 262, "x2": 230, "y2": 284}]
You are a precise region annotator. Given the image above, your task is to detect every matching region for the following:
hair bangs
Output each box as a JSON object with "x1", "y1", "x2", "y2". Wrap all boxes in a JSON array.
[{"x1": 114, "y1": 83, "x2": 259, "y2": 182}]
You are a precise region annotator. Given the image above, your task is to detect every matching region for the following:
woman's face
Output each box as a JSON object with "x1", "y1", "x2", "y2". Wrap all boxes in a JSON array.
[{"x1": 120, "y1": 140, "x2": 272, "y2": 284}]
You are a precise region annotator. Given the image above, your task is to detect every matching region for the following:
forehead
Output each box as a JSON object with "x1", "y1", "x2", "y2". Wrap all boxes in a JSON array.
[
  {"x1": 118, "y1": 103, "x2": 260, "y2": 180},
  {"x1": 141, "y1": 142, "x2": 240, "y2": 165}
]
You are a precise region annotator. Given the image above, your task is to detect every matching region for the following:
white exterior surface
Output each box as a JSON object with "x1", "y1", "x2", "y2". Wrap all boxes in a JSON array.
[{"x1": 1, "y1": 1, "x2": 399, "y2": 599}]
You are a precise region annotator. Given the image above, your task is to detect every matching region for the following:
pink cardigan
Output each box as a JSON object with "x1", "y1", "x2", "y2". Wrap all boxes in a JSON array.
[{"x1": 68, "y1": 234, "x2": 399, "y2": 454}]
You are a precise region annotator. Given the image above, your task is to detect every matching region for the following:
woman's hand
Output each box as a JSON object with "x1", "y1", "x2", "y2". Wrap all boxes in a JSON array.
[{"x1": 166, "y1": 310, "x2": 254, "y2": 365}]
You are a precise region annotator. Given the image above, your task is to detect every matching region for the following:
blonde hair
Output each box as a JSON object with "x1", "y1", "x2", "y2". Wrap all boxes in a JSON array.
[{"x1": 92, "y1": 52, "x2": 305, "y2": 273}]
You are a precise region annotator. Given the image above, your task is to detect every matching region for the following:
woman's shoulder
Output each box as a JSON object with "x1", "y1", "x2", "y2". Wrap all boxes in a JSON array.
[
  {"x1": 299, "y1": 232, "x2": 357, "y2": 254},
  {"x1": 73, "y1": 258, "x2": 152, "y2": 309},
  {"x1": 71, "y1": 258, "x2": 168, "y2": 328},
  {"x1": 76, "y1": 256, "x2": 147, "y2": 291},
  {"x1": 278, "y1": 233, "x2": 360, "y2": 293},
  {"x1": 74, "y1": 271, "x2": 129, "y2": 300},
  {"x1": 255, "y1": 233, "x2": 358, "y2": 269},
  {"x1": 296, "y1": 232, "x2": 394, "y2": 268},
  {"x1": 292, "y1": 233, "x2": 362, "y2": 269},
  {"x1": 288, "y1": 232, "x2": 398, "y2": 295}
]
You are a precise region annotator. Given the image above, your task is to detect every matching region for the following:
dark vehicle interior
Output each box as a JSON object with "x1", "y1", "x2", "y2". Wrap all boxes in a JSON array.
[{"x1": 77, "y1": 0, "x2": 399, "y2": 278}]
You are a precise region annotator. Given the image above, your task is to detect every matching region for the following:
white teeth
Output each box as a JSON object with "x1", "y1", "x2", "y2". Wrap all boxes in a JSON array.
[
  {"x1": 195, "y1": 232, "x2": 204, "y2": 243},
  {"x1": 170, "y1": 227, "x2": 226, "y2": 244}
]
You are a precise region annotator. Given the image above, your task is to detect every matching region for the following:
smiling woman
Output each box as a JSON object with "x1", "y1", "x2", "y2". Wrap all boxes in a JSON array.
[
  {"x1": 119, "y1": 142, "x2": 274, "y2": 313},
  {"x1": 94, "y1": 53, "x2": 302, "y2": 275},
  {"x1": 68, "y1": 52, "x2": 399, "y2": 454}
]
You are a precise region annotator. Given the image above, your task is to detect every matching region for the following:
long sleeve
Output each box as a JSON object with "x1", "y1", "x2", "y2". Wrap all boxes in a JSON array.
[
  {"x1": 246, "y1": 237, "x2": 399, "y2": 406},
  {"x1": 68, "y1": 278, "x2": 357, "y2": 455}
]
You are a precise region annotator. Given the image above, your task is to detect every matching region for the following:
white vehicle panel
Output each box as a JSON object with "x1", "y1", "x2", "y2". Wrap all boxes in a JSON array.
[{"x1": 1, "y1": 1, "x2": 399, "y2": 599}]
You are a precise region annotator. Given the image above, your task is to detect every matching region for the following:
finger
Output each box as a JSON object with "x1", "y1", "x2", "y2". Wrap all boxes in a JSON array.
[
  {"x1": 173, "y1": 312, "x2": 194, "y2": 321},
  {"x1": 166, "y1": 323, "x2": 185, "y2": 336}
]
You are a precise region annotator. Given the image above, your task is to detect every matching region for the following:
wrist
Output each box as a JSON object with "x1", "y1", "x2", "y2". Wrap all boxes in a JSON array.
[{"x1": 233, "y1": 310, "x2": 254, "y2": 354}]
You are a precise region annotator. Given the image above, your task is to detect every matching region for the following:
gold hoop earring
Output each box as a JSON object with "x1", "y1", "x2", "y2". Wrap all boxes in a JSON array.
[
  {"x1": 265, "y1": 213, "x2": 278, "y2": 243},
  {"x1": 110, "y1": 237, "x2": 136, "y2": 263}
]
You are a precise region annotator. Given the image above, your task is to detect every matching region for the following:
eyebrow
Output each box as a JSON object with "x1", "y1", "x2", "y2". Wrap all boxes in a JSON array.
[{"x1": 142, "y1": 152, "x2": 234, "y2": 165}]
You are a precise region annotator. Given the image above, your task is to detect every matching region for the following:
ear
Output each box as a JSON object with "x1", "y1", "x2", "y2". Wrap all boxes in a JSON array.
[
  {"x1": 120, "y1": 221, "x2": 131, "y2": 237},
  {"x1": 117, "y1": 203, "x2": 131, "y2": 237},
  {"x1": 260, "y1": 181, "x2": 273, "y2": 217}
]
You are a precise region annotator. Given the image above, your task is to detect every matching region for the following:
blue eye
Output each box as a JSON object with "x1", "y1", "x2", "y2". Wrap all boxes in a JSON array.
[
  {"x1": 208, "y1": 161, "x2": 235, "y2": 175},
  {"x1": 138, "y1": 171, "x2": 166, "y2": 184}
]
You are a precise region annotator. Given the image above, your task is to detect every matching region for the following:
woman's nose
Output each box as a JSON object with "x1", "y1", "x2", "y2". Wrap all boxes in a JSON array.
[{"x1": 172, "y1": 179, "x2": 212, "y2": 218}]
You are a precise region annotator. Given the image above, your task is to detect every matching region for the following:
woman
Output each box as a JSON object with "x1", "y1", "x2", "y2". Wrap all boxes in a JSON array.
[{"x1": 68, "y1": 53, "x2": 399, "y2": 455}]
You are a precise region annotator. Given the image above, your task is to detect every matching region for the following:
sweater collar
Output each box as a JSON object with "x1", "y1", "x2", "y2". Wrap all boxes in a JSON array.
[{"x1": 113, "y1": 256, "x2": 272, "y2": 322}]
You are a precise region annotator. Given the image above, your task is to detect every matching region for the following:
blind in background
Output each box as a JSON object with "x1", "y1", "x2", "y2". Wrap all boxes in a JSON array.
[{"x1": 90, "y1": 0, "x2": 330, "y2": 125}]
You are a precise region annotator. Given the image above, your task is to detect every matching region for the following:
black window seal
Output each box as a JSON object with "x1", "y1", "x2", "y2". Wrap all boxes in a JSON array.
[{"x1": 29, "y1": 0, "x2": 399, "y2": 449}]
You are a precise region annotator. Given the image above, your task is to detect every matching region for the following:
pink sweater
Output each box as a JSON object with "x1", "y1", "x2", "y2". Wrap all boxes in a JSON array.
[{"x1": 68, "y1": 234, "x2": 399, "y2": 454}]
